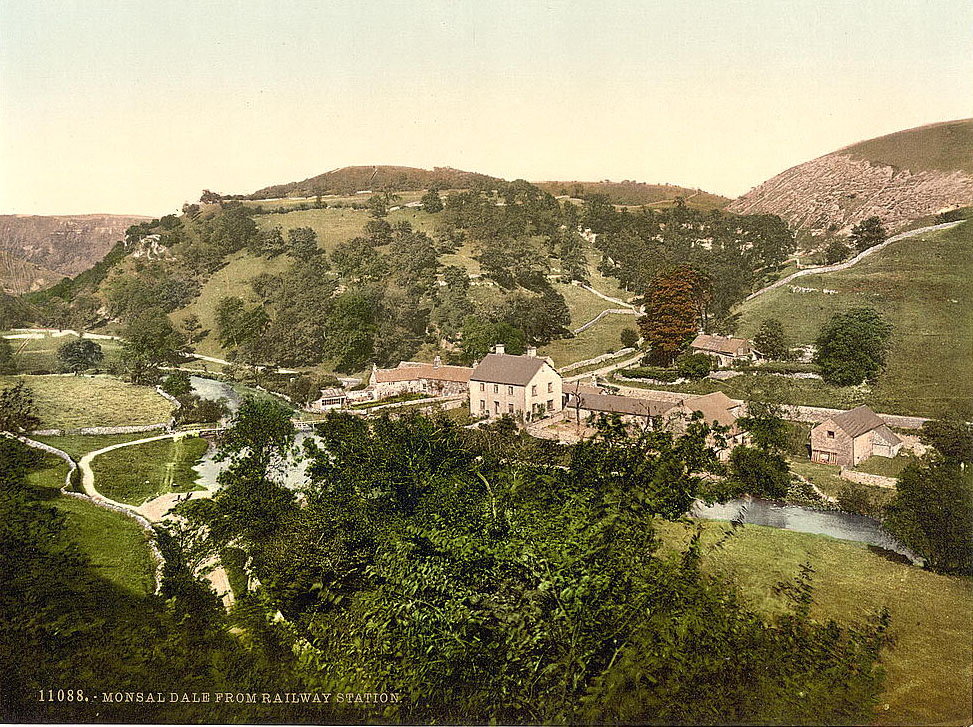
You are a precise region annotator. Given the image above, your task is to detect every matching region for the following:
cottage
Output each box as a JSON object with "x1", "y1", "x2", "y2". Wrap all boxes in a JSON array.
[
  {"x1": 563, "y1": 384, "x2": 675, "y2": 429},
  {"x1": 666, "y1": 390, "x2": 749, "y2": 459},
  {"x1": 809, "y1": 405, "x2": 902, "y2": 466},
  {"x1": 470, "y1": 345, "x2": 562, "y2": 421},
  {"x1": 370, "y1": 357, "x2": 473, "y2": 400},
  {"x1": 689, "y1": 334, "x2": 756, "y2": 367},
  {"x1": 312, "y1": 387, "x2": 348, "y2": 410}
]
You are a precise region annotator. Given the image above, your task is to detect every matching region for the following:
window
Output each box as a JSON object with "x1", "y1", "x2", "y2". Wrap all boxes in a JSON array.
[
  {"x1": 479, "y1": 383, "x2": 485, "y2": 392},
  {"x1": 507, "y1": 385, "x2": 514, "y2": 396},
  {"x1": 508, "y1": 403, "x2": 514, "y2": 413},
  {"x1": 547, "y1": 382, "x2": 553, "y2": 393},
  {"x1": 821, "y1": 452, "x2": 830, "y2": 463},
  {"x1": 531, "y1": 384, "x2": 537, "y2": 396},
  {"x1": 494, "y1": 401, "x2": 500, "y2": 413},
  {"x1": 479, "y1": 400, "x2": 486, "y2": 411},
  {"x1": 547, "y1": 399, "x2": 554, "y2": 411},
  {"x1": 494, "y1": 384, "x2": 499, "y2": 394},
  {"x1": 827, "y1": 430, "x2": 835, "y2": 438}
]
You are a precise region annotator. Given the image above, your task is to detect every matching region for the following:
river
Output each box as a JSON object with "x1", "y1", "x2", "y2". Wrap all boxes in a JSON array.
[{"x1": 692, "y1": 497, "x2": 922, "y2": 564}]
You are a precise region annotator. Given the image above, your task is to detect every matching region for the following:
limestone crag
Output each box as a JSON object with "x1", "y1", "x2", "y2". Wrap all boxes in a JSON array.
[{"x1": 729, "y1": 153, "x2": 973, "y2": 236}]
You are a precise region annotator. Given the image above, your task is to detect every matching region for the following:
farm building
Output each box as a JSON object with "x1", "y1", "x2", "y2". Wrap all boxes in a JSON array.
[
  {"x1": 809, "y1": 405, "x2": 902, "y2": 466},
  {"x1": 563, "y1": 384, "x2": 675, "y2": 429},
  {"x1": 370, "y1": 358, "x2": 473, "y2": 400},
  {"x1": 666, "y1": 390, "x2": 750, "y2": 460},
  {"x1": 689, "y1": 334, "x2": 757, "y2": 367}
]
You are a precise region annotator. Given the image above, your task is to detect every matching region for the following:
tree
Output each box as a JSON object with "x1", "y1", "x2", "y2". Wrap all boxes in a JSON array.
[
  {"x1": 287, "y1": 227, "x2": 319, "y2": 261},
  {"x1": 814, "y1": 307, "x2": 893, "y2": 385},
  {"x1": 753, "y1": 318, "x2": 788, "y2": 360},
  {"x1": 919, "y1": 419, "x2": 973, "y2": 464},
  {"x1": 728, "y1": 445, "x2": 790, "y2": 499},
  {"x1": 56, "y1": 338, "x2": 104, "y2": 374},
  {"x1": 638, "y1": 265, "x2": 711, "y2": 365},
  {"x1": 620, "y1": 327, "x2": 639, "y2": 348},
  {"x1": 739, "y1": 398, "x2": 788, "y2": 452},
  {"x1": 885, "y1": 459, "x2": 973, "y2": 574},
  {"x1": 825, "y1": 237, "x2": 850, "y2": 264},
  {"x1": 199, "y1": 189, "x2": 222, "y2": 205},
  {"x1": 366, "y1": 194, "x2": 388, "y2": 218},
  {"x1": 0, "y1": 338, "x2": 16, "y2": 375},
  {"x1": 0, "y1": 382, "x2": 40, "y2": 432},
  {"x1": 460, "y1": 317, "x2": 525, "y2": 362},
  {"x1": 161, "y1": 371, "x2": 193, "y2": 399},
  {"x1": 181, "y1": 313, "x2": 204, "y2": 345},
  {"x1": 121, "y1": 309, "x2": 185, "y2": 384},
  {"x1": 849, "y1": 216, "x2": 886, "y2": 252},
  {"x1": 675, "y1": 352, "x2": 711, "y2": 380},
  {"x1": 421, "y1": 188, "x2": 444, "y2": 213}
]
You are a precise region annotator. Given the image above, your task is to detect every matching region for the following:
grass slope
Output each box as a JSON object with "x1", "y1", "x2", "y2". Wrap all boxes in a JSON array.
[
  {"x1": 655, "y1": 520, "x2": 973, "y2": 726},
  {"x1": 92, "y1": 436, "x2": 209, "y2": 506},
  {"x1": 4, "y1": 331, "x2": 124, "y2": 374},
  {"x1": 732, "y1": 220, "x2": 973, "y2": 417},
  {"x1": 52, "y1": 496, "x2": 156, "y2": 596},
  {"x1": 540, "y1": 314, "x2": 634, "y2": 368},
  {"x1": 32, "y1": 432, "x2": 153, "y2": 460},
  {"x1": 840, "y1": 118, "x2": 973, "y2": 175},
  {"x1": 0, "y1": 374, "x2": 175, "y2": 429}
]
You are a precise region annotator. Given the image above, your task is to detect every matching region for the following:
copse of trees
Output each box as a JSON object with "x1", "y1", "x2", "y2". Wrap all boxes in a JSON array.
[
  {"x1": 850, "y1": 216, "x2": 887, "y2": 252},
  {"x1": 170, "y1": 409, "x2": 890, "y2": 724},
  {"x1": 814, "y1": 307, "x2": 893, "y2": 385},
  {"x1": 754, "y1": 318, "x2": 789, "y2": 360}
]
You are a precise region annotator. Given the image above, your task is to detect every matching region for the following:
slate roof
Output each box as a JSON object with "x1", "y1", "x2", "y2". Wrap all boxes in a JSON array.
[
  {"x1": 676, "y1": 391, "x2": 742, "y2": 428},
  {"x1": 690, "y1": 334, "x2": 751, "y2": 355},
  {"x1": 829, "y1": 405, "x2": 898, "y2": 441},
  {"x1": 373, "y1": 362, "x2": 473, "y2": 384},
  {"x1": 470, "y1": 353, "x2": 549, "y2": 386},
  {"x1": 570, "y1": 391, "x2": 676, "y2": 417}
]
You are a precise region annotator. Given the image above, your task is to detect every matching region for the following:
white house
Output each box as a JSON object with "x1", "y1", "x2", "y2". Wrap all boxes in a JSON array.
[{"x1": 470, "y1": 346, "x2": 562, "y2": 422}]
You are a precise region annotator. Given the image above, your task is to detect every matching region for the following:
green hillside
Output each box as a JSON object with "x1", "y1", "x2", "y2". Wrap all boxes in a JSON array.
[
  {"x1": 840, "y1": 118, "x2": 973, "y2": 175},
  {"x1": 733, "y1": 219, "x2": 973, "y2": 417},
  {"x1": 534, "y1": 180, "x2": 730, "y2": 210},
  {"x1": 247, "y1": 165, "x2": 501, "y2": 199}
]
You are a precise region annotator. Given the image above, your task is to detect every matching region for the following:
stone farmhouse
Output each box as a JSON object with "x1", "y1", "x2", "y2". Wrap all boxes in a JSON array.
[
  {"x1": 470, "y1": 345, "x2": 562, "y2": 421},
  {"x1": 563, "y1": 383, "x2": 675, "y2": 429},
  {"x1": 369, "y1": 357, "x2": 473, "y2": 400},
  {"x1": 667, "y1": 390, "x2": 750, "y2": 460},
  {"x1": 809, "y1": 405, "x2": 902, "y2": 466},
  {"x1": 689, "y1": 334, "x2": 757, "y2": 367}
]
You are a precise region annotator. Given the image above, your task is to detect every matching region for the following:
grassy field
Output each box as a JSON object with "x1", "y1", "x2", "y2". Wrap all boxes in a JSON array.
[
  {"x1": 556, "y1": 282, "x2": 622, "y2": 328},
  {"x1": 841, "y1": 118, "x2": 973, "y2": 175},
  {"x1": 855, "y1": 453, "x2": 916, "y2": 478},
  {"x1": 91, "y1": 436, "x2": 209, "y2": 506},
  {"x1": 0, "y1": 374, "x2": 175, "y2": 429},
  {"x1": 540, "y1": 314, "x2": 634, "y2": 368},
  {"x1": 654, "y1": 520, "x2": 973, "y2": 726},
  {"x1": 32, "y1": 432, "x2": 153, "y2": 460},
  {"x1": 52, "y1": 496, "x2": 156, "y2": 596},
  {"x1": 3, "y1": 332, "x2": 125, "y2": 374},
  {"x1": 26, "y1": 448, "x2": 70, "y2": 490},
  {"x1": 733, "y1": 220, "x2": 973, "y2": 417}
]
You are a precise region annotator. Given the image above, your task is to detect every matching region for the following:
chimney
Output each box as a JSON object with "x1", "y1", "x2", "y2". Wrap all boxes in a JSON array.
[
  {"x1": 433, "y1": 355, "x2": 441, "y2": 369},
  {"x1": 495, "y1": 343, "x2": 505, "y2": 355},
  {"x1": 527, "y1": 346, "x2": 537, "y2": 358}
]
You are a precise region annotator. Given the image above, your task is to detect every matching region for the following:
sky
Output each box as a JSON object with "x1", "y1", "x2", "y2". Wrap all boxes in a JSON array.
[{"x1": 2, "y1": 0, "x2": 971, "y2": 216}]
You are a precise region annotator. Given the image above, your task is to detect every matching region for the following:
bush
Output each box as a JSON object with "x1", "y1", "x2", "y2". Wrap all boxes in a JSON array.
[
  {"x1": 675, "y1": 353, "x2": 711, "y2": 380},
  {"x1": 620, "y1": 328, "x2": 639, "y2": 349},
  {"x1": 751, "y1": 361, "x2": 822, "y2": 375},
  {"x1": 728, "y1": 446, "x2": 790, "y2": 499},
  {"x1": 162, "y1": 372, "x2": 193, "y2": 398}
]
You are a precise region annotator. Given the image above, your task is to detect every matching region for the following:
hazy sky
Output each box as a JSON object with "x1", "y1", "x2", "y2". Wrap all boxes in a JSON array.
[{"x1": 2, "y1": 0, "x2": 971, "y2": 216}]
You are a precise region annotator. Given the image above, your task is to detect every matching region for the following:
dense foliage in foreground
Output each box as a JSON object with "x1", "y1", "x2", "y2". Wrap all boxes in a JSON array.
[{"x1": 173, "y1": 405, "x2": 890, "y2": 724}]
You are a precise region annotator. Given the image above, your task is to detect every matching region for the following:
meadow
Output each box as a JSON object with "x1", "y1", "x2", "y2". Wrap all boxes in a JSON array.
[
  {"x1": 654, "y1": 520, "x2": 973, "y2": 726},
  {"x1": 0, "y1": 374, "x2": 175, "y2": 429},
  {"x1": 540, "y1": 314, "x2": 634, "y2": 367},
  {"x1": 51, "y1": 496, "x2": 156, "y2": 596},
  {"x1": 91, "y1": 435, "x2": 209, "y2": 506},
  {"x1": 732, "y1": 220, "x2": 973, "y2": 418},
  {"x1": 3, "y1": 331, "x2": 124, "y2": 373}
]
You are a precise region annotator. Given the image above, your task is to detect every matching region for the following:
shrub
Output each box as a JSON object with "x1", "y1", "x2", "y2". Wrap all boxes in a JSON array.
[
  {"x1": 621, "y1": 366, "x2": 682, "y2": 382},
  {"x1": 675, "y1": 353, "x2": 712, "y2": 380},
  {"x1": 728, "y1": 446, "x2": 790, "y2": 499}
]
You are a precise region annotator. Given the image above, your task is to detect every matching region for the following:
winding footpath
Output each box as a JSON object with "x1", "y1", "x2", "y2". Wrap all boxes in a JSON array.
[
  {"x1": 75, "y1": 431, "x2": 234, "y2": 608},
  {"x1": 745, "y1": 219, "x2": 964, "y2": 302}
]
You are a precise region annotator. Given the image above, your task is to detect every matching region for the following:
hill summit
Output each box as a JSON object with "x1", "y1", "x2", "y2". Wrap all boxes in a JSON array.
[
  {"x1": 729, "y1": 119, "x2": 973, "y2": 235},
  {"x1": 248, "y1": 165, "x2": 502, "y2": 199}
]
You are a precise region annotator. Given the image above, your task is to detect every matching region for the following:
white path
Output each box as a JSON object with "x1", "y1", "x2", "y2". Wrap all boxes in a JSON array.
[
  {"x1": 78, "y1": 431, "x2": 234, "y2": 608},
  {"x1": 744, "y1": 220, "x2": 965, "y2": 302}
]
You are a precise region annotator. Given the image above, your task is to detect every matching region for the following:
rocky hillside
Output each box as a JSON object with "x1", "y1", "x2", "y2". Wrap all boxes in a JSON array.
[
  {"x1": 0, "y1": 214, "x2": 149, "y2": 294},
  {"x1": 729, "y1": 119, "x2": 973, "y2": 235},
  {"x1": 248, "y1": 165, "x2": 502, "y2": 199}
]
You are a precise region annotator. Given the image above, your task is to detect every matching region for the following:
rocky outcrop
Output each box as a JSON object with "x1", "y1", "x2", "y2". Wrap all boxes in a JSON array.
[
  {"x1": 0, "y1": 213, "x2": 150, "y2": 294},
  {"x1": 729, "y1": 153, "x2": 973, "y2": 236}
]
